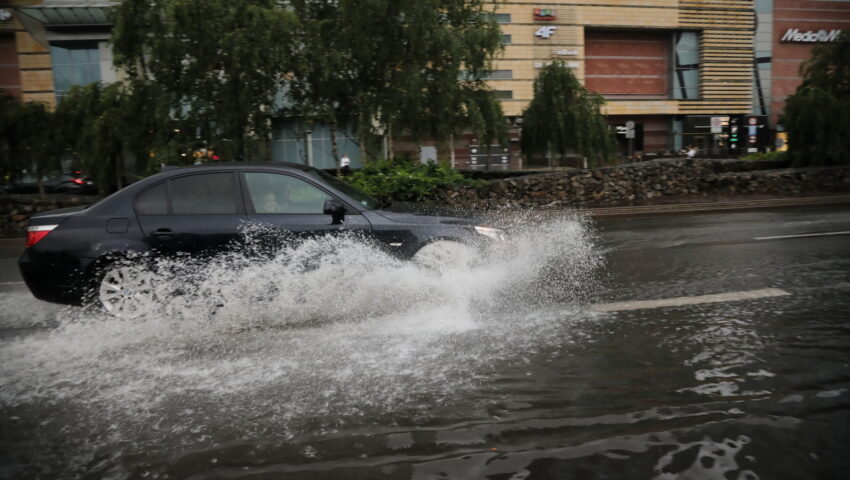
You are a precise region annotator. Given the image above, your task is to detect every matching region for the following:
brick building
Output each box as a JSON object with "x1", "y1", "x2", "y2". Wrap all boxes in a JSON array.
[
  {"x1": 753, "y1": 0, "x2": 850, "y2": 136},
  {"x1": 4, "y1": 1, "x2": 847, "y2": 169},
  {"x1": 451, "y1": 0, "x2": 759, "y2": 169},
  {"x1": 3, "y1": 1, "x2": 119, "y2": 108}
]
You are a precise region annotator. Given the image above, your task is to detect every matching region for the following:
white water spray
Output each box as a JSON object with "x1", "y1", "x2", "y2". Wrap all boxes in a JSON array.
[{"x1": 0, "y1": 213, "x2": 603, "y2": 469}]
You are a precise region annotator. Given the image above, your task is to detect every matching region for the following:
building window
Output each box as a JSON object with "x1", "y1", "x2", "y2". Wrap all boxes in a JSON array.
[
  {"x1": 673, "y1": 32, "x2": 700, "y2": 99},
  {"x1": 50, "y1": 41, "x2": 101, "y2": 100},
  {"x1": 501, "y1": 34, "x2": 512, "y2": 44},
  {"x1": 494, "y1": 90, "x2": 513, "y2": 100},
  {"x1": 460, "y1": 69, "x2": 513, "y2": 80},
  {"x1": 488, "y1": 13, "x2": 511, "y2": 23},
  {"x1": 485, "y1": 70, "x2": 513, "y2": 80}
]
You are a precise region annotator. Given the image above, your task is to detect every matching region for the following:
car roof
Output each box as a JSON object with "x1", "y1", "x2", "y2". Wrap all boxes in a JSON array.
[
  {"x1": 160, "y1": 162, "x2": 312, "y2": 173},
  {"x1": 90, "y1": 161, "x2": 357, "y2": 214}
]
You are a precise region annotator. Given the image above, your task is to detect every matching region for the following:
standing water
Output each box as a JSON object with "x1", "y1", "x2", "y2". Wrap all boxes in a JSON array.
[
  {"x1": 1, "y1": 214, "x2": 603, "y2": 478},
  {"x1": 1, "y1": 210, "x2": 848, "y2": 479}
]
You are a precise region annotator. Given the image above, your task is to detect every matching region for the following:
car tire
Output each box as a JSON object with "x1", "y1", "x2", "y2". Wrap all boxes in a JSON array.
[
  {"x1": 96, "y1": 263, "x2": 157, "y2": 318},
  {"x1": 412, "y1": 240, "x2": 478, "y2": 271}
]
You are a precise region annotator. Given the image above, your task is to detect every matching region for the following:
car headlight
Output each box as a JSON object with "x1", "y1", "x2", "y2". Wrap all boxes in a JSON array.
[{"x1": 474, "y1": 225, "x2": 506, "y2": 242}]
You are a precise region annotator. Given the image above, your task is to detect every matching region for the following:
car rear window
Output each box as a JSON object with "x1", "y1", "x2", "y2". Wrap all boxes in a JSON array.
[
  {"x1": 135, "y1": 182, "x2": 168, "y2": 215},
  {"x1": 170, "y1": 173, "x2": 238, "y2": 215}
]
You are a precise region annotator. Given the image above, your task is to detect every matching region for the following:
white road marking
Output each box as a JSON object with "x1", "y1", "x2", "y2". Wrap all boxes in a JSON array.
[
  {"x1": 754, "y1": 230, "x2": 850, "y2": 241},
  {"x1": 591, "y1": 288, "x2": 791, "y2": 313},
  {"x1": 0, "y1": 281, "x2": 24, "y2": 286}
]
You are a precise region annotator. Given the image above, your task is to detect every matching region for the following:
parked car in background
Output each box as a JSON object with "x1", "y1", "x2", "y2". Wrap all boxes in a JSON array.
[
  {"x1": 44, "y1": 172, "x2": 96, "y2": 194},
  {"x1": 2, "y1": 171, "x2": 96, "y2": 194},
  {"x1": 19, "y1": 163, "x2": 504, "y2": 316}
]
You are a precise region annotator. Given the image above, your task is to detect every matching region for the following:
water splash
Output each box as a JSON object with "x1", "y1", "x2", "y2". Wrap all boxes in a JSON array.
[{"x1": 0, "y1": 212, "x2": 603, "y2": 473}]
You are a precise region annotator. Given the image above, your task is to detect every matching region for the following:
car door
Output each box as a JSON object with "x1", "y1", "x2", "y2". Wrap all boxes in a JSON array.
[
  {"x1": 240, "y1": 170, "x2": 371, "y2": 249},
  {"x1": 135, "y1": 171, "x2": 247, "y2": 256}
]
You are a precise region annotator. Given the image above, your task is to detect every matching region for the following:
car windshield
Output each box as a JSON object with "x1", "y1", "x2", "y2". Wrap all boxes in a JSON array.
[{"x1": 304, "y1": 168, "x2": 382, "y2": 210}]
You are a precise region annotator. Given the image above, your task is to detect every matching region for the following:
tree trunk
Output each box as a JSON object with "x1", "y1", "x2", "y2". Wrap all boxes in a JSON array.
[
  {"x1": 330, "y1": 116, "x2": 340, "y2": 176},
  {"x1": 302, "y1": 126, "x2": 310, "y2": 165},
  {"x1": 115, "y1": 153, "x2": 123, "y2": 191},
  {"x1": 387, "y1": 122, "x2": 394, "y2": 160},
  {"x1": 449, "y1": 134, "x2": 456, "y2": 168}
]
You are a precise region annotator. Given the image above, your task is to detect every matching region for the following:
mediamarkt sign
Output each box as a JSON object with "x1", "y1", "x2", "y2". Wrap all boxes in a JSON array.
[{"x1": 780, "y1": 28, "x2": 841, "y2": 43}]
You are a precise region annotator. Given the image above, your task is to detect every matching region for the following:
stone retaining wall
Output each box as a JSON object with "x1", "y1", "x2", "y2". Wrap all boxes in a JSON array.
[{"x1": 435, "y1": 159, "x2": 850, "y2": 210}]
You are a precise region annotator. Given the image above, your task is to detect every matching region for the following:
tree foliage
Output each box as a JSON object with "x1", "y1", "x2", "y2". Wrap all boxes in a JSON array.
[
  {"x1": 4, "y1": 0, "x2": 509, "y2": 188},
  {"x1": 0, "y1": 92, "x2": 61, "y2": 193},
  {"x1": 287, "y1": 0, "x2": 505, "y2": 156},
  {"x1": 783, "y1": 33, "x2": 850, "y2": 166},
  {"x1": 55, "y1": 82, "x2": 158, "y2": 194},
  {"x1": 521, "y1": 61, "x2": 616, "y2": 165},
  {"x1": 111, "y1": 0, "x2": 299, "y2": 162}
]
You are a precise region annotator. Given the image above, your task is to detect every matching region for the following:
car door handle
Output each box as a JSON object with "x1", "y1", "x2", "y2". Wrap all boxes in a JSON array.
[{"x1": 152, "y1": 228, "x2": 175, "y2": 239}]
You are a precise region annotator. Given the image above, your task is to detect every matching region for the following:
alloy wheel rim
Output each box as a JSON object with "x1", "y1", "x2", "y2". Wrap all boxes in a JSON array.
[{"x1": 98, "y1": 266, "x2": 152, "y2": 317}]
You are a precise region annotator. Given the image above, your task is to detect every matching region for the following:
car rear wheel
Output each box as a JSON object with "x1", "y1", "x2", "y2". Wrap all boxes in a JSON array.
[
  {"x1": 98, "y1": 265, "x2": 156, "y2": 318},
  {"x1": 412, "y1": 240, "x2": 478, "y2": 271}
]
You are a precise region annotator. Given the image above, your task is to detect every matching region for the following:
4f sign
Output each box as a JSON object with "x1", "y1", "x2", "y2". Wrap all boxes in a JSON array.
[{"x1": 535, "y1": 26, "x2": 557, "y2": 39}]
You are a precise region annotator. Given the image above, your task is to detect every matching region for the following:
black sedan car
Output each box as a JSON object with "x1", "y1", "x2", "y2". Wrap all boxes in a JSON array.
[{"x1": 19, "y1": 163, "x2": 504, "y2": 315}]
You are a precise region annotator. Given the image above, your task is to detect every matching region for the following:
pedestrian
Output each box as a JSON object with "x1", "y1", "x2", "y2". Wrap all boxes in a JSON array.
[
  {"x1": 339, "y1": 153, "x2": 353, "y2": 176},
  {"x1": 686, "y1": 145, "x2": 697, "y2": 158}
]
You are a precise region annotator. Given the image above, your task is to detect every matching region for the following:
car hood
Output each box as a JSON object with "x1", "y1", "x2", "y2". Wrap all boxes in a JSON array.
[{"x1": 372, "y1": 203, "x2": 477, "y2": 225}]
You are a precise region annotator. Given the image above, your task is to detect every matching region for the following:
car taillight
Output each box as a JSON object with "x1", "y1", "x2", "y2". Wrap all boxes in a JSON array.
[
  {"x1": 71, "y1": 178, "x2": 84, "y2": 184},
  {"x1": 26, "y1": 225, "x2": 58, "y2": 247}
]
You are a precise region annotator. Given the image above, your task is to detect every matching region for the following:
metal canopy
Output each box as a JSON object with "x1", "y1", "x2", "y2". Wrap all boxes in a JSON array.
[{"x1": 17, "y1": 4, "x2": 117, "y2": 27}]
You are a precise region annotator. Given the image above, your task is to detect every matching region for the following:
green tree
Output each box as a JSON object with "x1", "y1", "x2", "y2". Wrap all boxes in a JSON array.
[
  {"x1": 521, "y1": 61, "x2": 616, "y2": 167},
  {"x1": 287, "y1": 0, "x2": 505, "y2": 163},
  {"x1": 55, "y1": 82, "x2": 157, "y2": 194},
  {"x1": 783, "y1": 33, "x2": 850, "y2": 166},
  {"x1": 0, "y1": 92, "x2": 61, "y2": 193},
  {"x1": 110, "y1": 0, "x2": 299, "y2": 163}
]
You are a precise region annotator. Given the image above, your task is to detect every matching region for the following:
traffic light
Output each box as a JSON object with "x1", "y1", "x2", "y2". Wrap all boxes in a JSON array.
[{"x1": 729, "y1": 117, "x2": 740, "y2": 151}]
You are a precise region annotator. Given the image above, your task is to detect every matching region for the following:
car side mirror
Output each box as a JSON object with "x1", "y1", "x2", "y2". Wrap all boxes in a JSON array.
[{"x1": 323, "y1": 199, "x2": 347, "y2": 224}]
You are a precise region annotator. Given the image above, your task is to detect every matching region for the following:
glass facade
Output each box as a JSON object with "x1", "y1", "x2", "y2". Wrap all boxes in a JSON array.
[
  {"x1": 270, "y1": 122, "x2": 362, "y2": 170},
  {"x1": 50, "y1": 41, "x2": 101, "y2": 100},
  {"x1": 672, "y1": 32, "x2": 700, "y2": 99}
]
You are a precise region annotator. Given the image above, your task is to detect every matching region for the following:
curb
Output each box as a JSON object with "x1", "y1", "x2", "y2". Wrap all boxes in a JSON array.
[{"x1": 582, "y1": 194, "x2": 850, "y2": 218}]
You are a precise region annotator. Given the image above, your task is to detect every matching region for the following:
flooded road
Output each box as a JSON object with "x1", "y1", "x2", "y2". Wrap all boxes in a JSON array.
[{"x1": 1, "y1": 206, "x2": 848, "y2": 479}]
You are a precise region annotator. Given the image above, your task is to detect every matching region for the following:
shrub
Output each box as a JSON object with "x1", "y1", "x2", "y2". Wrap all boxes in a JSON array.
[{"x1": 343, "y1": 157, "x2": 485, "y2": 203}]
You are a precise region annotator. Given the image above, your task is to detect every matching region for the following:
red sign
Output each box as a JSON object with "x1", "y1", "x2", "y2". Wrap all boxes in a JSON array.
[{"x1": 533, "y1": 8, "x2": 556, "y2": 21}]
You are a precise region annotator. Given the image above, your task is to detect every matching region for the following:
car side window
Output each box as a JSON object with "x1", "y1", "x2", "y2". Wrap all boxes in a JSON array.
[
  {"x1": 135, "y1": 182, "x2": 168, "y2": 215},
  {"x1": 244, "y1": 172, "x2": 332, "y2": 214},
  {"x1": 170, "y1": 173, "x2": 238, "y2": 215}
]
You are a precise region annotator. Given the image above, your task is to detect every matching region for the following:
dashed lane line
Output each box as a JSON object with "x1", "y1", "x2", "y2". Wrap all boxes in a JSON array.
[
  {"x1": 754, "y1": 231, "x2": 850, "y2": 241},
  {"x1": 591, "y1": 288, "x2": 791, "y2": 313}
]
